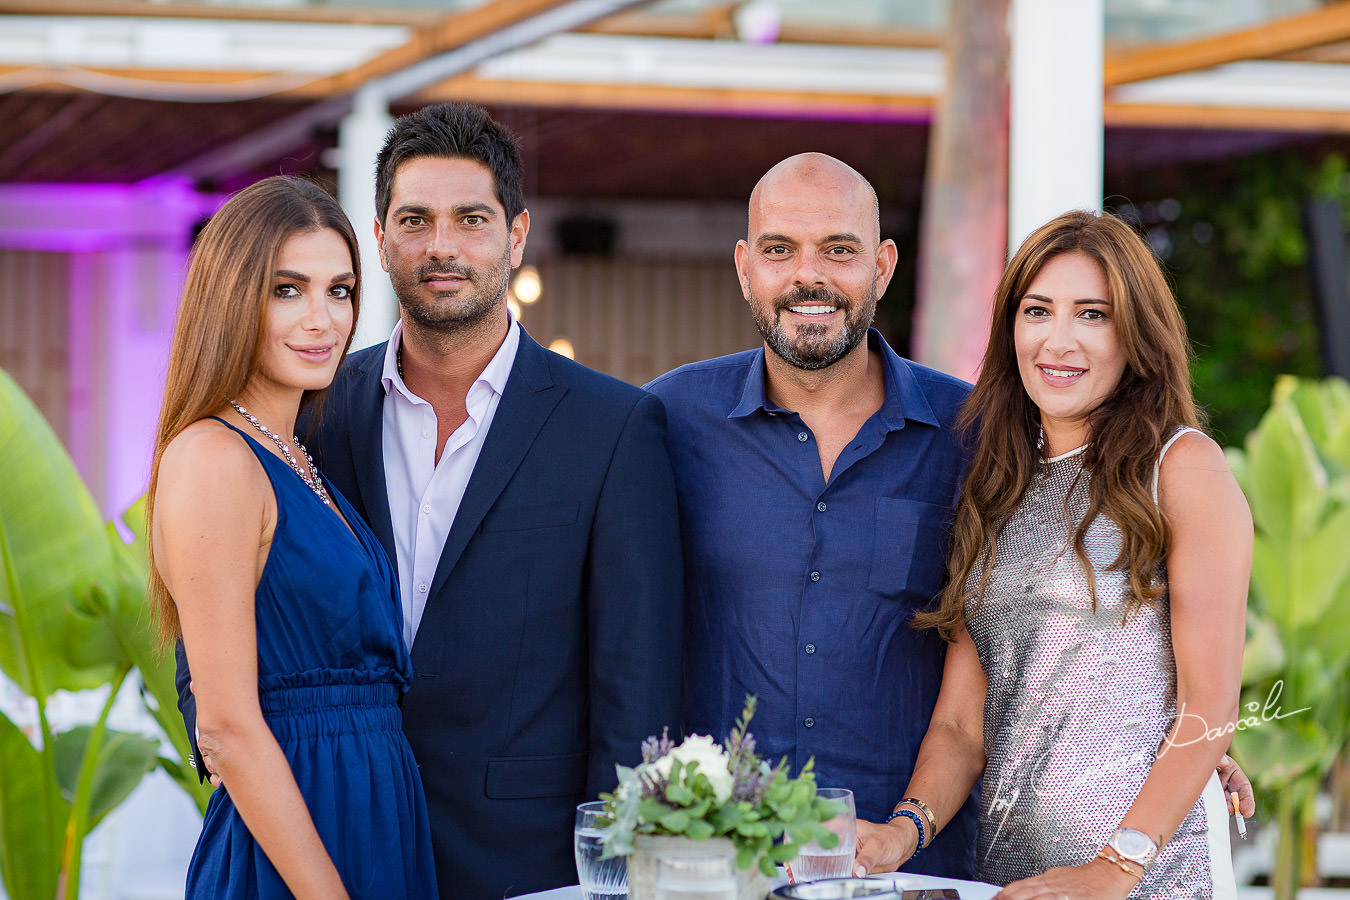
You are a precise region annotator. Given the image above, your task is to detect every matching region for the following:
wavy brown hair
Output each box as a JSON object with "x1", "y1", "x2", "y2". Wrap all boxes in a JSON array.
[
  {"x1": 917, "y1": 210, "x2": 1203, "y2": 639},
  {"x1": 146, "y1": 176, "x2": 361, "y2": 645}
]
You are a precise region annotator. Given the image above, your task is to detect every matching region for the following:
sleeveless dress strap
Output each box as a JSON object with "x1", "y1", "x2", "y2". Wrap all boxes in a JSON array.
[{"x1": 1152, "y1": 425, "x2": 1204, "y2": 504}]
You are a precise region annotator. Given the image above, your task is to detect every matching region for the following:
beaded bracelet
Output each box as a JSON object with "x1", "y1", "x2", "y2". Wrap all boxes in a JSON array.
[
  {"x1": 901, "y1": 797, "x2": 936, "y2": 842},
  {"x1": 886, "y1": 808, "x2": 925, "y2": 859}
]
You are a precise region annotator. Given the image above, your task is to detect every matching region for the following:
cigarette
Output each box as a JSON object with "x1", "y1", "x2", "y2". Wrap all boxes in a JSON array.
[{"x1": 1230, "y1": 790, "x2": 1247, "y2": 839}]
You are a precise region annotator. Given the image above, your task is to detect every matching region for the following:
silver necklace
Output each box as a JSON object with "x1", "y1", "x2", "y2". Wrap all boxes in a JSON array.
[{"x1": 228, "y1": 400, "x2": 331, "y2": 507}]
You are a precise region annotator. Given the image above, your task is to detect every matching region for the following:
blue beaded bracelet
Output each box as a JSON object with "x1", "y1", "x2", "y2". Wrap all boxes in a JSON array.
[{"x1": 886, "y1": 808, "x2": 925, "y2": 859}]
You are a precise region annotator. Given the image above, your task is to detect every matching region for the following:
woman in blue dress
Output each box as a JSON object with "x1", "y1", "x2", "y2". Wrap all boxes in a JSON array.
[{"x1": 146, "y1": 176, "x2": 436, "y2": 898}]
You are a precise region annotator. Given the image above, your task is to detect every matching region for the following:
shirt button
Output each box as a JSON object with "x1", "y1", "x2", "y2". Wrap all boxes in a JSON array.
[
  {"x1": 422, "y1": 503, "x2": 432, "y2": 515},
  {"x1": 810, "y1": 571, "x2": 821, "y2": 582},
  {"x1": 797, "y1": 432, "x2": 809, "y2": 442},
  {"x1": 422, "y1": 430, "x2": 431, "y2": 439},
  {"x1": 816, "y1": 501, "x2": 827, "y2": 512},
  {"x1": 417, "y1": 582, "x2": 428, "y2": 593},
  {"x1": 805, "y1": 643, "x2": 816, "y2": 655},
  {"x1": 804, "y1": 717, "x2": 815, "y2": 728}
]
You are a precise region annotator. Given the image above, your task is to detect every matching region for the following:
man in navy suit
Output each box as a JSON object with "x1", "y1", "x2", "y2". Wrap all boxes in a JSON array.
[{"x1": 179, "y1": 102, "x2": 684, "y2": 898}]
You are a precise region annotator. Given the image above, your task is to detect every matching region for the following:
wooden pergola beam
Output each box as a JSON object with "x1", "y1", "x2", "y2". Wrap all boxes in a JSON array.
[
  {"x1": 422, "y1": 74, "x2": 935, "y2": 119},
  {"x1": 296, "y1": 0, "x2": 642, "y2": 98},
  {"x1": 1105, "y1": 101, "x2": 1350, "y2": 134},
  {"x1": 1105, "y1": 0, "x2": 1350, "y2": 86},
  {"x1": 0, "y1": 0, "x2": 435, "y2": 25},
  {"x1": 578, "y1": 10, "x2": 944, "y2": 48}
]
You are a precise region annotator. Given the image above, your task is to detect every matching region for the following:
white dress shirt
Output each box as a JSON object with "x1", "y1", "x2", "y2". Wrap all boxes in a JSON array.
[{"x1": 380, "y1": 314, "x2": 521, "y2": 648}]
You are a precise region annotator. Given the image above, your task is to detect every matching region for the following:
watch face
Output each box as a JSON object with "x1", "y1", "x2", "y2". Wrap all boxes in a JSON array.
[
  {"x1": 1112, "y1": 827, "x2": 1156, "y2": 863},
  {"x1": 1117, "y1": 830, "x2": 1150, "y2": 856}
]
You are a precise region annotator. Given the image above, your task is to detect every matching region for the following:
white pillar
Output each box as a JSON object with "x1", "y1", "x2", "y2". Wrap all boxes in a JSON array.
[
  {"x1": 1008, "y1": 0, "x2": 1104, "y2": 253},
  {"x1": 339, "y1": 86, "x2": 397, "y2": 351}
]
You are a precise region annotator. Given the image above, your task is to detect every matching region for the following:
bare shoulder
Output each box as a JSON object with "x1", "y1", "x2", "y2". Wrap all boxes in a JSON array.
[
  {"x1": 1158, "y1": 429, "x2": 1250, "y2": 525},
  {"x1": 157, "y1": 419, "x2": 268, "y2": 515},
  {"x1": 1161, "y1": 428, "x2": 1228, "y2": 472}
]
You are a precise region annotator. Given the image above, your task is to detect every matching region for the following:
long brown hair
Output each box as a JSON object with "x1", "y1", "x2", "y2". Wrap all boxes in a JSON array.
[
  {"x1": 917, "y1": 210, "x2": 1203, "y2": 639},
  {"x1": 146, "y1": 176, "x2": 361, "y2": 644}
]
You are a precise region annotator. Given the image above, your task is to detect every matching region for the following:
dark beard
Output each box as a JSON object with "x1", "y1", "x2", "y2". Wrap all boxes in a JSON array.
[
  {"x1": 751, "y1": 284, "x2": 876, "y2": 370},
  {"x1": 392, "y1": 247, "x2": 512, "y2": 333}
]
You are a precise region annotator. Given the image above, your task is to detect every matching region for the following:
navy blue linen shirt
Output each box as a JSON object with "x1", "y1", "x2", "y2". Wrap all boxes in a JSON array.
[{"x1": 645, "y1": 329, "x2": 978, "y2": 878}]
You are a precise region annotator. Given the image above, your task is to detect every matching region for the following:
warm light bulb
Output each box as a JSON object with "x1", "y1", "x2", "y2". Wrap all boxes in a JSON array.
[
  {"x1": 548, "y1": 337, "x2": 575, "y2": 359},
  {"x1": 512, "y1": 265, "x2": 542, "y2": 304}
]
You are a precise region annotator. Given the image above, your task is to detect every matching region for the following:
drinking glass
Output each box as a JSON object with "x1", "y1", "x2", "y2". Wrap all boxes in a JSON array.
[
  {"x1": 654, "y1": 852, "x2": 737, "y2": 900},
  {"x1": 574, "y1": 800, "x2": 628, "y2": 899},
  {"x1": 789, "y1": 787, "x2": 857, "y2": 881}
]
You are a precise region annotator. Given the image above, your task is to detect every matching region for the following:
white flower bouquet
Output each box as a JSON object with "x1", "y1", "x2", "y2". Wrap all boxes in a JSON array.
[{"x1": 600, "y1": 696, "x2": 841, "y2": 876}]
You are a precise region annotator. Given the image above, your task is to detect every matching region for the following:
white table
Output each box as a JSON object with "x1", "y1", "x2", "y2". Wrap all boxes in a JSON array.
[{"x1": 515, "y1": 873, "x2": 1000, "y2": 899}]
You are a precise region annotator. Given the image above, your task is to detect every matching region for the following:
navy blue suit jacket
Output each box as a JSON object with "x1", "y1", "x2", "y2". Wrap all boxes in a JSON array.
[{"x1": 178, "y1": 328, "x2": 685, "y2": 898}]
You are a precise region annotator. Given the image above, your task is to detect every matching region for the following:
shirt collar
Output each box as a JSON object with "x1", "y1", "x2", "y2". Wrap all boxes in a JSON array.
[
  {"x1": 380, "y1": 307, "x2": 521, "y2": 400},
  {"x1": 728, "y1": 328, "x2": 940, "y2": 430}
]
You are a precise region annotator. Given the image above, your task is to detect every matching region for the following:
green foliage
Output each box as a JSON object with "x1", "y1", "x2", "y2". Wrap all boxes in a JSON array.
[
  {"x1": 1227, "y1": 376, "x2": 1350, "y2": 898},
  {"x1": 0, "y1": 368, "x2": 209, "y2": 899},
  {"x1": 602, "y1": 697, "x2": 841, "y2": 877},
  {"x1": 1121, "y1": 152, "x2": 1342, "y2": 443}
]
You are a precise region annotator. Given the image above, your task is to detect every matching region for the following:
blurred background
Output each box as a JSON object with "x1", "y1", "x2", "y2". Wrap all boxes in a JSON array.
[{"x1": 3, "y1": 1, "x2": 1350, "y2": 897}]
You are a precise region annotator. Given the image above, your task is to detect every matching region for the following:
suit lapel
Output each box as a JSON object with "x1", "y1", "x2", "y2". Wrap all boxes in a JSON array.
[
  {"x1": 346, "y1": 353, "x2": 398, "y2": 562},
  {"x1": 427, "y1": 330, "x2": 563, "y2": 600}
]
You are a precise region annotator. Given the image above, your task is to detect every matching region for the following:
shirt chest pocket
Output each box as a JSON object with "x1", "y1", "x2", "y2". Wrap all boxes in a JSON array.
[{"x1": 867, "y1": 497, "x2": 952, "y2": 604}]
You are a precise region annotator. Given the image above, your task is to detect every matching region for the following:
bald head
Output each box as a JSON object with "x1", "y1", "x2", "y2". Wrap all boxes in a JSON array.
[
  {"x1": 735, "y1": 152, "x2": 897, "y2": 373},
  {"x1": 748, "y1": 153, "x2": 880, "y2": 243}
]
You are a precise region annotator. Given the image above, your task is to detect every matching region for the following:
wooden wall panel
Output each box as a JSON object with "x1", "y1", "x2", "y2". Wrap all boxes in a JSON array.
[
  {"x1": 0, "y1": 249, "x2": 69, "y2": 442},
  {"x1": 518, "y1": 256, "x2": 761, "y2": 387}
]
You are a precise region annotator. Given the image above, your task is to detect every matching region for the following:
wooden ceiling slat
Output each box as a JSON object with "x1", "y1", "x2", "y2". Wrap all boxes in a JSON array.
[
  {"x1": 0, "y1": 0, "x2": 436, "y2": 25},
  {"x1": 297, "y1": 0, "x2": 598, "y2": 98},
  {"x1": 424, "y1": 75, "x2": 935, "y2": 119},
  {"x1": 1105, "y1": 0, "x2": 1350, "y2": 86},
  {"x1": 1105, "y1": 101, "x2": 1350, "y2": 134}
]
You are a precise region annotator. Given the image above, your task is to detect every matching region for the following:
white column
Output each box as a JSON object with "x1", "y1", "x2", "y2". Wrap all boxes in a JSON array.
[
  {"x1": 1008, "y1": 0, "x2": 1104, "y2": 253},
  {"x1": 339, "y1": 86, "x2": 397, "y2": 351}
]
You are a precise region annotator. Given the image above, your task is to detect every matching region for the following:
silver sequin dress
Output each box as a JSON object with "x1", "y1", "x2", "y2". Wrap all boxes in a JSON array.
[{"x1": 963, "y1": 430, "x2": 1228, "y2": 897}]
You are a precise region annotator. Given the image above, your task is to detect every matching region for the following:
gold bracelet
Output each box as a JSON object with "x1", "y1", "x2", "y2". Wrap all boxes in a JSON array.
[
  {"x1": 1095, "y1": 847, "x2": 1144, "y2": 882},
  {"x1": 898, "y1": 798, "x2": 936, "y2": 848}
]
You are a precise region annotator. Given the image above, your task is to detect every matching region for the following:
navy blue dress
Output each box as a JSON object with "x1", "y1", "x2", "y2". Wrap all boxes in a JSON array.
[{"x1": 185, "y1": 419, "x2": 436, "y2": 898}]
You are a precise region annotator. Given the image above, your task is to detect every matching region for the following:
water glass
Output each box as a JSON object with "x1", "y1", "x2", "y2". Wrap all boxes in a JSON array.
[
  {"x1": 575, "y1": 800, "x2": 628, "y2": 899},
  {"x1": 654, "y1": 852, "x2": 736, "y2": 900},
  {"x1": 790, "y1": 787, "x2": 857, "y2": 882}
]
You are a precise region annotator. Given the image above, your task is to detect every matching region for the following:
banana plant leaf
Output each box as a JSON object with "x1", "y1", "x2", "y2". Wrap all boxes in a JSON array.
[
  {"x1": 52, "y1": 725, "x2": 161, "y2": 832},
  {"x1": 0, "y1": 714, "x2": 61, "y2": 900},
  {"x1": 0, "y1": 369, "x2": 117, "y2": 698}
]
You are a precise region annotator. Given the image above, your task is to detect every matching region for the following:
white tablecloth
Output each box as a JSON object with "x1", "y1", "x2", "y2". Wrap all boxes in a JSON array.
[{"x1": 514, "y1": 872, "x2": 1000, "y2": 900}]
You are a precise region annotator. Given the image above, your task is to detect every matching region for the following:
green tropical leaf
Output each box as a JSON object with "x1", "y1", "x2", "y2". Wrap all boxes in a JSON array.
[
  {"x1": 1232, "y1": 710, "x2": 1326, "y2": 792},
  {"x1": 0, "y1": 370, "x2": 117, "y2": 697},
  {"x1": 1246, "y1": 398, "x2": 1326, "y2": 543},
  {"x1": 0, "y1": 714, "x2": 61, "y2": 900},
  {"x1": 52, "y1": 725, "x2": 161, "y2": 831},
  {"x1": 1241, "y1": 612, "x2": 1285, "y2": 686}
]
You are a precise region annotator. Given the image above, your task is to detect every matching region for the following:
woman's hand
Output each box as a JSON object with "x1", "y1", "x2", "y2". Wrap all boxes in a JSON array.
[
  {"x1": 1217, "y1": 753, "x2": 1255, "y2": 818},
  {"x1": 994, "y1": 858, "x2": 1138, "y2": 899},
  {"x1": 852, "y1": 816, "x2": 919, "y2": 876}
]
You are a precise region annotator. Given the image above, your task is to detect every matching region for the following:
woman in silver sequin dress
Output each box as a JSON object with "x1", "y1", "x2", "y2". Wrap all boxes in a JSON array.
[{"x1": 853, "y1": 211, "x2": 1253, "y2": 898}]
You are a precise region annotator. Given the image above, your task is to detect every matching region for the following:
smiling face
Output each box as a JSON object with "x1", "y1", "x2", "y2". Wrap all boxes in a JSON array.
[
  {"x1": 254, "y1": 227, "x2": 355, "y2": 395},
  {"x1": 376, "y1": 156, "x2": 528, "y2": 334},
  {"x1": 1014, "y1": 250, "x2": 1128, "y2": 454},
  {"x1": 736, "y1": 155, "x2": 896, "y2": 371}
]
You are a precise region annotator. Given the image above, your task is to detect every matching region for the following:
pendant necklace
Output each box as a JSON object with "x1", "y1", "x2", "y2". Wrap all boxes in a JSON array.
[{"x1": 228, "y1": 400, "x2": 331, "y2": 507}]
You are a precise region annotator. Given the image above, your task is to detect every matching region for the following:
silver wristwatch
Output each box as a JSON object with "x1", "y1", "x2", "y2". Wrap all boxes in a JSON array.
[{"x1": 1105, "y1": 827, "x2": 1159, "y2": 870}]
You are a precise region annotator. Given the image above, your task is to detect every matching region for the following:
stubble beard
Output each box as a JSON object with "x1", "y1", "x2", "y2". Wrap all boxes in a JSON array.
[
  {"x1": 751, "y1": 284, "x2": 877, "y2": 371},
  {"x1": 392, "y1": 245, "x2": 513, "y2": 334}
]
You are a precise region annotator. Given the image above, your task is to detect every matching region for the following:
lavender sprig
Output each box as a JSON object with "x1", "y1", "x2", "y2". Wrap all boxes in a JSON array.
[{"x1": 641, "y1": 727, "x2": 676, "y2": 764}]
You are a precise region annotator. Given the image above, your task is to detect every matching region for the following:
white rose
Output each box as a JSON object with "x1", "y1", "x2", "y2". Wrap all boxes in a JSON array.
[{"x1": 651, "y1": 734, "x2": 733, "y2": 803}]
